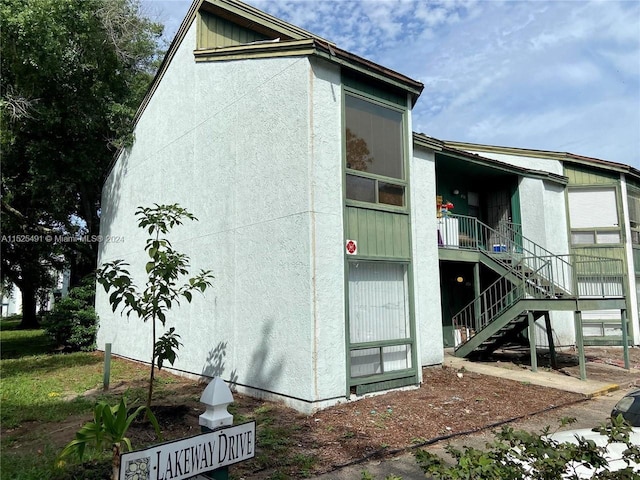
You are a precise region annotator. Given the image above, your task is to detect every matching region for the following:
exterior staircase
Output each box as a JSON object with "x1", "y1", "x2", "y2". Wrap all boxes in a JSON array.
[{"x1": 439, "y1": 214, "x2": 625, "y2": 358}]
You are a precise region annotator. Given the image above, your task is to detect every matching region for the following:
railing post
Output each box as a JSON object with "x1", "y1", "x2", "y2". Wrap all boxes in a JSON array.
[
  {"x1": 574, "y1": 311, "x2": 587, "y2": 381},
  {"x1": 199, "y1": 378, "x2": 234, "y2": 480},
  {"x1": 528, "y1": 312, "x2": 538, "y2": 372},
  {"x1": 103, "y1": 343, "x2": 111, "y2": 391},
  {"x1": 621, "y1": 309, "x2": 630, "y2": 370}
]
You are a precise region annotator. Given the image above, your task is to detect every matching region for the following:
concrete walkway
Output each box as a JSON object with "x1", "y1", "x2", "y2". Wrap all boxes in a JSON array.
[{"x1": 444, "y1": 353, "x2": 621, "y2": 397}]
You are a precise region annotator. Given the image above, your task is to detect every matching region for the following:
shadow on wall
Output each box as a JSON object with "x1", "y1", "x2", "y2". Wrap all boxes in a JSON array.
[
  {"x1": 199, "y1": 320, "x2": 285, "y2": 395},
  {"x1": 200, "y1": 342, "x2": 238, "y2": 388},
  {"x1": 244, "y1": 320, "x2": 284, "y2": 393},
  {"x1": 201, "y1": 341, "x2": 238, "y2": 387}
]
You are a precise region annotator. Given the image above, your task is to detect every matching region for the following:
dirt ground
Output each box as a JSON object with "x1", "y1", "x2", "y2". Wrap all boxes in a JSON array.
[{"x1": 7, "y1": 346, "x2": 640, "y2": 479}]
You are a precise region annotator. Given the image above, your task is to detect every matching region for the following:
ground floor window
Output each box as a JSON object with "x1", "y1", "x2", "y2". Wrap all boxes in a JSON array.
[{"x1": 348, "y1": 261, "x2": 413, "y2": 380}]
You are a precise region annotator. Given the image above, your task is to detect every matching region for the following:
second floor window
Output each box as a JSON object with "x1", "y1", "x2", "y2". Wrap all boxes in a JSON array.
[
  {"x1": 345, "y1": 93, "x2": 406, "y2": 208},
  {"x1": 568, "y1": 187, "x2": 621, "y2": 245}
]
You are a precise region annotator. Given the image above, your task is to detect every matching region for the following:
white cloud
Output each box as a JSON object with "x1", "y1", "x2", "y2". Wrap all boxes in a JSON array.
[{"x1": 145, "y1": 0, "x2": 640, "y2": 168}]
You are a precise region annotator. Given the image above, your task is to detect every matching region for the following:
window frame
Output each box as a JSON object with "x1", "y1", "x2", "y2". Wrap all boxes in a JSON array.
[
  {"x1": 345, "y1": 259, "x2": 417, "y2": 387},
  {"x1": 567, "y1": 185, "x2": 623, "y2": 246},
  {"x1": 342, "y1": 88, "x2": 410, "y2": 213},
  {"x1": 627, "y1": 187, "x2": 640, "y2": 246}
]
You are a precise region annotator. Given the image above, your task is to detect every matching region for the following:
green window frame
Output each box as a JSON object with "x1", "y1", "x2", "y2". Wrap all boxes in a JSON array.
[
  {"x1": 346, "y1": 260, "x2": 417, "y2": 388},
  {"x1": 628, "y1": 188, "x2": 640, "y2": 245},
  {"x1": 343, "y1": 90, "x2": 409, "y2": 212}
]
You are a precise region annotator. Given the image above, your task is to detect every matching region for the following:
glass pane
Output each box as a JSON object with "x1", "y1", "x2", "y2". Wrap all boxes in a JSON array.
[
  {"x1": 571, "y1": 231, "x2": 595, "y2": 244},
  {"x1": 596, "y1": 231, "x2": 621, "y2": 244},
  {"x1": 604, "y1": 323, "x2": 623, "y2": 336},
  {"x1": 583, "y1": 324, "x2": 603, "y2": 337},
  {"x1": 379, "y1": 182, "x2": 404, "y2": 206},
  {"x1": 382, "y1": 345, "x2": 411, "y2": 372},
  {"x1": 345, "y1": 95, "x2": 404, "y2": 180},
  {"x1": 348, "y1": 262, "x2": 409, "y2": 343},
  {"x1": 346, "y1": 174, "x2": 375, "y2": 203},
  {"x1": 350, "y1": 348, "x2": 381, "y2": 377}
]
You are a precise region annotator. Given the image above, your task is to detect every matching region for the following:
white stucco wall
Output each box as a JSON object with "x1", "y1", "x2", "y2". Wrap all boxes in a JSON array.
[
  {"x1": 97, "y1": 23, "x2": 346, "y2": 412},
  {"x1": 411, "y1": 145, "x2": 444, "y2": 367}
]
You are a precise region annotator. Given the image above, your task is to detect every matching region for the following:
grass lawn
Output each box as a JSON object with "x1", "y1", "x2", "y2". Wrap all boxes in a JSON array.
[
  {"x1": 0, "y1": 318, "x2": 315, "y2": 480},
  {"x1": 0, "y1": 317, "x2": 157, "y2": 479}
]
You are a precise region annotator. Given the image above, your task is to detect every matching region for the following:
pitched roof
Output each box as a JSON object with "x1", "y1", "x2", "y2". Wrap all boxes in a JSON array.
[
  {"x1": 413, "y1": 133, "x2": 569, "y2": 185},
  {"x1": 134, "y1": 0, "x2": 423, "y2": 126},
  {"x1": 443, "y1": 140, "x2": 640, "y2": 179}
]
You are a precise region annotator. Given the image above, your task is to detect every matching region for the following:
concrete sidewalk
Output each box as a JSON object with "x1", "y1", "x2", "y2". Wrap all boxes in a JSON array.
[{"x1": 444, "y1": 353, "x2": 621, "y2": 397}]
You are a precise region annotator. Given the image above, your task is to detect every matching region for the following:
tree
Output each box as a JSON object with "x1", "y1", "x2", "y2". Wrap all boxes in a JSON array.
[
  {"x1": 97, "y1": 204, "x2": 214, "y2": 409},
  {"x1": 0, "y1": 0, "x2": 163, "y2": 328}
]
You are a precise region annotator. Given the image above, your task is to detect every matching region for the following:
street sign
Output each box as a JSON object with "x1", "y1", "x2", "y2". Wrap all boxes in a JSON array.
[{"x1": 119, "y1": 421, "x2": 256, "y2": 480}]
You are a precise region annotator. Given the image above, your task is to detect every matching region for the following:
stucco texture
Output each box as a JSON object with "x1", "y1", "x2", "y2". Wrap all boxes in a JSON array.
[{"x1": 97, "y1": 24, "x2": 347, "y2": 412}]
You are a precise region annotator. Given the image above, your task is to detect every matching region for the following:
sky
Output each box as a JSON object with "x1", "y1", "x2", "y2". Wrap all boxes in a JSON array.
[{"x1": 142, "y1": 0, "x2": 640, "y2": 169}]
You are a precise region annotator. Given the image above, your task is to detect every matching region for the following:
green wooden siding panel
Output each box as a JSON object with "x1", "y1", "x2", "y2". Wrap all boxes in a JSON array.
[
  {"x1": 570, "y1": 246, "x2": 626, "y2": 263},
  {"x1": 345, "y1": 207, "x2": 410, "y2": 258},
  {"x1": 633, "y1": 247, "x2": 640, "y2": 275},
  {"x1": 343, "y1": 72, "x2": 406, "y2": 107},
  {"x1": 565, "y1": 165, "x2": 618, "y2": 185},
  {"x1": 198, "y1": 12, "x2": 268, "y2": 49},
  {"x1": 355, "y1": 375, "x2": 417, "y2": 394}
]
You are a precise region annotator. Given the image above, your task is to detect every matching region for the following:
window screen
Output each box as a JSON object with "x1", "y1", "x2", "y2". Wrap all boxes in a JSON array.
[
  {"x1": 345, "y1": 95, "x2": 404, "y2": 180},
  {"x1": 568, "y1": 188, "x2": 618, "y2": 228}
]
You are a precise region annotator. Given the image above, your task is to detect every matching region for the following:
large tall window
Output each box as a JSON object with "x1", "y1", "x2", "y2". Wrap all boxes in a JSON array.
[
  {"x1": 344, "y1": 93, "x2": 405, "y2": 207},
  {"x1": 348, "y1": 262, "x2": 412, "y2": 378}
]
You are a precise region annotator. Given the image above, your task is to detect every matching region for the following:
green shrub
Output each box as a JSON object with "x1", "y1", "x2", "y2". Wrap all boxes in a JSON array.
[{"x1": 43, "y1": 277, "x2": 98, "y2": 351}]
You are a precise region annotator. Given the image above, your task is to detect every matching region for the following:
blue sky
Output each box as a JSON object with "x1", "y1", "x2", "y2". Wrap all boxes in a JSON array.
[{"x1": 143, "y1": 0, "x2": 640, "y2": 169}]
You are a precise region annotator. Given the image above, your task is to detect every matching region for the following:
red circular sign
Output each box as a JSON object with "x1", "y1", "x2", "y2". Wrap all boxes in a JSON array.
[{"x1": 346, "y1": 240, "x2": 357, "y2": 254}]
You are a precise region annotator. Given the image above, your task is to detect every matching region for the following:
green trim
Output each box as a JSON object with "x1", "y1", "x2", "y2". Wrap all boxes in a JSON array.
[
  {"x1": 351, "y1": 339, "x2": 413, "y2": 349},
  {"x1": 434, "y1": 151, "x2": 568, "y2": 186},
  {"x1": 584, "y1": 337, "x2": 634, "y2": 346},
  {"x1": 197, "y1": 10, "x2": 269, "y2": 49},
  {"x1": 200, "y1": 0, "x2": 334, "y2": 45},
  {"x1": 444, "y1": 140, "x2": 640, "y2": 178},
  {"x1": 565, "y1": 163, "x2": 620, "y2": 184},
  {"x1": 354, "y1": 375, "x2": 418, "y2": 394},
  {"x1": 341, "y1": 69, "x2": 417, "y2": 397},
  {"x1": 343, "y1": 70, "x2": 406, "y2": 106},
  {"x1": 317, "y1": 48, "x2": 422, "y2": 102},
  {"x1": 194, "y1": 38, "x2": 317, "y2": 61}
]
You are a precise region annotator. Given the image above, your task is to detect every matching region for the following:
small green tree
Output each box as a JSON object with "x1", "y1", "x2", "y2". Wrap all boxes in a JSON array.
[{"x1": 97, "y1": 204, "x2": 214, "y2": 408}]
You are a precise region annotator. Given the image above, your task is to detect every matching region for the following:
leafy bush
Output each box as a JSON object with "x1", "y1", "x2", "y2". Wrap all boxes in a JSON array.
[
  {"x1": 415, "y1": 416, "x2": 640, "y2": 479},
  {"x1": 43, "y1": 277, "x2": 98, "y2": 351}
]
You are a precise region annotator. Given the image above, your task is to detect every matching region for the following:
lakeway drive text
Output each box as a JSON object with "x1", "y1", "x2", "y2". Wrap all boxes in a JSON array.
[{"x1": 119, "y1": 421, "x2": 256, "y2": 480}]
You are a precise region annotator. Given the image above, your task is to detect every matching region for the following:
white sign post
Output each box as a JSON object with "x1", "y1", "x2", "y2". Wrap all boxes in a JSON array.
[{"x1": 119, "y1": 379, "x2": 255, "y2": 480}]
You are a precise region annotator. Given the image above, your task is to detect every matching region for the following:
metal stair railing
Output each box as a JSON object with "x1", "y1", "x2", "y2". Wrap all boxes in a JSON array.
[
  {"x1": 452, "y1": 257, "x2": 552, "y2": 345},
  {"x1": 563, "y1": 254, "x2": 625, "y2": 297},
  {"x1": 439, "y1": 214, "x2": 574, "y2": 295},
  {"x1": 452, "y1": 254, "x2": 626, "y2": 350}
]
